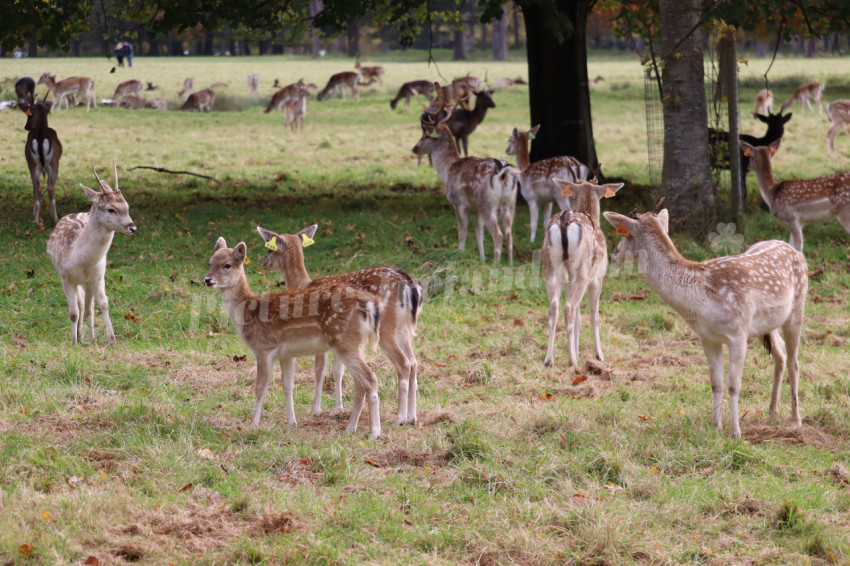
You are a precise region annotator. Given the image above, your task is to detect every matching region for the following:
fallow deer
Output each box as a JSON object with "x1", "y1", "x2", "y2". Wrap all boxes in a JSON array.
[
  {"x1": 741, "y1": 139, "x2": 850, "y2": 251},
  {"x1": 145, "y1": 82, "x2": 161, "y2": 92},
  {"x1": 248, "y1": 73, "x2": 259, "y2": 96},
  {"x1": 179, "y1": 88, "x2": 216, "y2": 112},
  {"x1": 355, "y1": 61, "x2": 385, "y2": 86},
  {"x1": 178, "y1": 77, "x2": 194, "y2": 99},
  {"x1": 112, "y1": 79, "x2": 142, "y2": 100},
  {"x1": 205, "y1": 238, "x2": 383, "y2": 439},
  {"x1": 826, "y1": 99, "x2": 850, "y2": 152},
  {"x1": 490, "y1": 76, "x2": 527, "y2": 89},
  {"x1": 604, "y1": 206, "x2": 808, "y2": 439},
  {"x1": 588, "y1": 75, "x2": 605, "y2": 86},
  {"x1": 423, "y1": 89, "x2": 496, "y2": 158},
  {"x1": 316, "y1": 72, "x2": 360, "y2": 102},
  {"x1": 753, "y1": 88, "x2": 773, "y2": 117},
  {"x1": 390, "y1": 80, "x2": 434, "y2": 110},
  {"x1": 283, "y1": 87, "x2": 311, "y2": 132},
  {"x1": 452, "y1": 74, "x2": 482, "y2": 91},
  {"x1": 15, "y1": 77, "x2": 34, "y2": 105},
  {"x1": 37, "y1": 73, "x2": 96, "y2": 112},
  {"x1": 543, "y1": 179, "x2": 623, "y2": 367},
  {"x1": 257, "y1": 224, "x2": 423, "y2": 425},
  {"x1": 781, "y1": 82, "x2": 825, "y2": 114},
  {"x1": 263, "y1": 79, "x2": 306, "y2": 113},
  {"x1": 47, "y1": 163, "x2": 137, "y2": 345},
  {"x1": 21, "y1": 99, "x2": 63, "y2": 224},
  {"x1": 412, "y1": 113, "x2": 519, "y2": 264},
  {"x1": 506, "y1": 124, "x2": 592, "y2": 242}
]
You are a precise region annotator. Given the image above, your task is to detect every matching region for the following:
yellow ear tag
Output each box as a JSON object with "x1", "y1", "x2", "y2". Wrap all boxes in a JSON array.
[
  {"x1": 301, "y1": 233, "x2": 314, "y2": 247},
  {"x1": 616, "y1": 221, "x2": 630, "y2": 237},
  {"x1": 769, "y1": 146, "x2": 778, "y2": 156},
  {"x1": 561, "y1": 185, "x2": 573, "y2": 197},
  {"x1": 244, "y1": 257, "x2": 250, "y2": 265},
  {"x1": 264, "y1": 236, "x2": 278, "y2": 251},
  {"x1": 604, "y1": 186, "x2": 616, "y2": 198},
  {"x1": 25, "y1": 108, "x2": 32, "y2": 116}
]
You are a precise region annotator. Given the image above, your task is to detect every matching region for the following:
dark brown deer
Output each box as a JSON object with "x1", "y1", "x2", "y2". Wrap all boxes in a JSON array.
[
  {"x1": 15, "y1": 77, "x2": 35, "y2": 105},
  {"x1": 420, "y1": 89, "x2": 496, "y2": 157},
  {"x1": 390, "y1": 80, "x2": 434, "y2": 110},
  {"x1": 20, "y1": 99, "x2": 63, "y2": 223}
]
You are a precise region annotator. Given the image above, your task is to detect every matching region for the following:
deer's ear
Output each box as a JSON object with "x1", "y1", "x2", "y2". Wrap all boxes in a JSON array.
[
  {"x1": 214, "y1": 237, "x2": 227, "y2": 252},
  {"x1": 80, "y1": 183, "x2": 100, "y2": 202},
  {"x1": 298, "y1": 224, "x2": 318, "y2": 241},
  {"x1": 256, "y1": 226, "x2": 277, "y2": 243},
  {"x1": 656, "y1": 209, "x2": 670, "y2": 233},
  {"x1": 530, "y1": 124, "x2": 541, "y2": 137},
  {"x1": 232, "y1": 242, "x2": 247, "y2": 262},
  {"x1": 599, "y1": 182, "x2": 624, "y2": 199},
  {"x1": 553, "y1": 178, "x2": 573, "y2": 197},
  {"x1": 755, "y1": 113, "x2": 767, "y2": 123},
  {"x1": 783, "y1": 112, "x2": 792, "y2": 123},
  {"x1": 603, "y1": 211, "x2": 634, "y2": 236}
]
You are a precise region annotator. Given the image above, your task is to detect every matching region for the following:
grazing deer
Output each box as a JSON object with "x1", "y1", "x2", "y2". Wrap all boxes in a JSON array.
[
  {"x1": 421, "y1": 89, "x2": 496, "y2": 158},
  {"x1": 179, "y1": 88, "x2": 216, "y2": 112},
  {"x1": 263, "y1": 79, "x2": 306, "y2": 113},
  {"x1": 112, "y1": 79, "x2": 142, "y2": 99},
  {"x1": 589, "y1": 75, "x2": 605, "y2": 86},
  {"x1": 753, "y1": 88, "x2": 773, "y2": 117},
  {"x1": 543, "y1": 179, "x2": 623, "y2": 367},
  {"x1": 205, "y1": 238, "x2": 383, "y2": 439},
  {"x1": 781, "y1": 82, "x2": 825, "y2": 114},
  {"x1": 37, "y1": 73, "x2": 96, "y2": 112},
  {"x1": 355, "y1": 61, "x2": 385, "y2": 86},
  {"x1": 15, "y1": 77, "x2": 35, "y2": 105},
  {"x1": 317, "y1": 72, "x2": 360, "y2": 102},
  {"x1": 604, "y1": 206, "x2": 808, "y2": 439},
  {"x1": 178, "y1": 77, "x2": 194, "y2": 99},
  {"x1": 390, "y1": 80, "x2": 434, "y2": 110},
  {"x1": 20, "y1": 99, "x2": 63, "y2": 224},
  {"x1": 248, "y1": 73, "x2": 259, "y2": 96},
  {"x1": 741, "y1": 139, "x2": 850, "y2": 251},
  {"x1": 826, "y1": 99, "x2": 850, "y2": 152},
  {"x1": 47, "y1": 163, "x2": 137, "y2": 345},
  {"x1": 257, "y1": 224, "x2": 423, "y2": 425},
  {"x1": 412, "y1": 112, "x2": 519, "y2": 264},
  {"x1": 506, "y1": 124, "x2": 592, "y2": 242},
  {"x1": 283, "y1": 88, "x2": 310, "y2": 132}
]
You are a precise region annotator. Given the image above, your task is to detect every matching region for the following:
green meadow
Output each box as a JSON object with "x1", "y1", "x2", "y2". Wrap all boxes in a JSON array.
[{"x1": 0, "y1": 52, "x2": 849, "y2": 564}]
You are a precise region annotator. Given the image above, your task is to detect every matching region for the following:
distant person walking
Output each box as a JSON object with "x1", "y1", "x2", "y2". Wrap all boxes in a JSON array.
[
  {"x1": 115, "y1": 42, "x2": 125, "y2": 67},
  {"x1": 125, "y1": 42, "x2": 134, "y2": 67}
]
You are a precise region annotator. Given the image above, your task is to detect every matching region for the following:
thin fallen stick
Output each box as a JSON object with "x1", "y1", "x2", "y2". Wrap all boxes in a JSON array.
[{"x1": 128, "y1": 165, "x2": 221, "y2": 183}]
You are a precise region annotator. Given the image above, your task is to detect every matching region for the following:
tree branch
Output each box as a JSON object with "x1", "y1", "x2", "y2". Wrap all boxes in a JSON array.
[{"x1": 127, "y1": 166, "x2": 221, "y2": 183}]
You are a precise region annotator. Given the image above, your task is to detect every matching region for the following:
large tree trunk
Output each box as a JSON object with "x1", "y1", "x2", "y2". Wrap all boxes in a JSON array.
[
  {"x1": 719, "y1": 33, "x2": 743, "y2": 220},
  {"x1": 453, "y1": 28, "x2": 466, "y2": 60},
  {"x1": 518, "y1": 0, "x2": 598, "y2": 170},
  {"x1": 658, "y1": 0, "x2": 714, "y2": 229},
  {"x1": 203, "y1": 31, "x2": 215, "y2": 56},
  {"x1": 347, "y1": 21, "x2": 359, "y2": 57},
  {"x1": 310, "y1": 0, "x2": 322, "y2": 58},
  {"x1": 512, "y1": 3, "x2": 521, "y2": 48},
  {"x1": 492, "y1": 5, "x2": 509, "y2": 61}
]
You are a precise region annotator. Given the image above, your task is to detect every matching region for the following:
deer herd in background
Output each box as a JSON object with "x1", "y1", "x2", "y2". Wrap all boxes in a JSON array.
[{"x1": 7, "y1": 63, "x2": 850, "y2": 440}]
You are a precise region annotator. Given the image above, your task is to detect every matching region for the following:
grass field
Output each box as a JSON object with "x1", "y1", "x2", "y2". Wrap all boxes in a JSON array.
[{"x1": 0, "y1": 52, "x2": 849, "y2": 565}]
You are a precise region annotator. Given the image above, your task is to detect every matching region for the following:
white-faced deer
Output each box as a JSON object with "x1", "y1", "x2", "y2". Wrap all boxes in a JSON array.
[
  {"x1": 390, "y1": 80, "x2": 434, "y2": 110},
  {"x1": 506, "y1": 124, "x2": 592, "y2": 242},
  {"x1": 543, "y1": 179, "x2": 623, "y2": 367},
  {"x1": 604, "y1": 206, "x2": 808, "y2": 439},
  {"x1": 826, "y1": 99, "x2": 850, "y2": 152},
  {"x1": 413, "y1": 112, "x2": 519, "y2": 264},
  {"x1": 355, "y1": 61, "x2": 384, "y2": 86},
  {"x1": 47, "y1": 163, "x2": 137, "y2": 345},
  {"x1": 178, "y1": 77, "x2": 194, "y2": 99},
  {"x1": 283, "y1": 87, "x2": 311, "y2": 132},
  {"x1": 112, "y1": 79, "x2": 142, "y2": 100},
  {"x1": 37, "y1": 73, "x2": 96, "y2": 112},
  {"x1": 21, "y1": 99, "x2": 63, "y2": 224},
  {"x1": 248, "y1": 73, "x2": 259, "y2": 96},
  {"x1": 316, "y1": 72, "x2": 360, "y2": 102},
  {"x1": 15, "y1": 77, "x2": 35, "y2": 105},
  {"x1": 257, "y1": 224, "x2": 423, "y2": 425},
  {"x1": 753, "y1": 88, "x2": 773, "y2": 117},
  {"x1": 741, "y1": 139, "x2": 850, "y2": 251},
  {"x1": 179, "y1": 88, "x2": 216, "y2": 112},
  {"x1": 263, "y1": 79, "x2": 306, "y2": 113},
  {"x1": 781, "y1": 82, "x2": 825, "y2": 114},
  {"x1": 205, "y1": 238, "x2": 383, "y2": 439}
]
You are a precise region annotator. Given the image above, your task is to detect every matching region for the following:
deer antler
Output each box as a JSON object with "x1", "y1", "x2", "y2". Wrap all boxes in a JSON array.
[
  {"x1": 113, "y1": 158, "x2": 120, "y2": 193},
  {"x1": 652, "y1": 197, "x2": 666, "y2": 214},
  {"x1": 92, "y1": 164, "x2": 112, "y2": 193},
  {"x1": 627, "y1": 208, "x2": 639, "y2": 219}
]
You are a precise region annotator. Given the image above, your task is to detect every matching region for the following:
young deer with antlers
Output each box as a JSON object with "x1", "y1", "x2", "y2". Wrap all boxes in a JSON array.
[
  {"x1": 317, "y1": 72, "x2": 360, "y2": 102},
  {"x1": 604, "y1": 206, "x2": 808, "y2": 439},
  {"x1": 20, "y1": 99, "x2": 63, "y2": 224},
  {"x1": 37, "y1": 73, "x2": 96, "y2": 112},
  {"x1": 413, "y1": 111, "x2": 519, "y2": 264},
  {"x1": 47, "y1": 163, "x2": 137, "y2": 345},
  {"x1": 781, "y1": 82, "x2": 825, "y2": 114},
  {"x1": 741, "y1": 139, "x2": 850, "y2": 251},
  {"x1": 826, "y1": 99, "x2": 850, "y2": 152},
  {"x1": 257, "y1": 225, "x2": 423, "y2": 425},
  {"x1": 205, "y1": 238, "x2": 383, "y2": 439},
  {"x1": 543, "y1": 178, "x2": 623, "y2": 367},
  {"x1": 507, "y1": 125, "x2": 592, "y2": 243}
]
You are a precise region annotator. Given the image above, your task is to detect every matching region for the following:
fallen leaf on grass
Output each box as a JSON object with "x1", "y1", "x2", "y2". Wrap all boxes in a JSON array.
[
  {"x1": 638, "y1": 415, "x2": 655, "y2": 421},
  {"x1": 179, "y1": 482, "x2": 193, "y2": 492},
  {"x1": 367, "y1": 459, "x2": 380, "y2": 468},
  {"x1": 41, "y1": 510, "x2": 50, "y2": 519},
  {"x1": 539, "y1": 392, "x2": 553, "y2": 400},
  {"x1": 513, "y1": 319, "x2": 524, "y2": 327},
  {"x1": 19, "y1": 544, "x2": 34, "y2": 556},
  {"x1": 572, "y1": 375, "x2": 588, "y2": 386},
  {"x1": 83, "y1": 556, "x2": 100, "y2": 565}
]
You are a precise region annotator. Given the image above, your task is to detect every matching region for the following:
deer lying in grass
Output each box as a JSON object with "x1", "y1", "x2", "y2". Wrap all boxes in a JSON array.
[
  {"x1": 205, "y1": 238, "x2": 383, "y2": 439},
  {"x1": 390, "y1": 80, "x2": 434, "y2": 110},
  {"x1": 20, "y1": 99, "x2": 62, "y2": 224},
  {"x1": 179, "y1": 88, "x2": 216, "y2": 112},
  {"x1": 37, "y1": 73, "x2": 96, "y2": 112},
  {"x1": 506, "y1": 124, "x2": 592, "y2": 242},
  {"x1": 489, "y1": 76, "x2": 526, "y2": 89},
  {"x1": 543, "y1": 178, "x2": 623, "y2": 367},
  {"x1": 355, "y1": 61, "x2": 384, "y2": 86},
  {"x1": 47, "y1": 163, "x2": 137, "y2": 345},
  {"x1": 741, "y1": 139, "x2": 850, "y2": 251},
  {"x1": 781, "y1": 82, "x2": 825, "y2": 114},
  {"x1": 317, "y1": 72, "x2": 360, "y2": 102},
  {"x1": 257, "y1": 224, "x2": 423, "y2": 425},
  {"x1": 604, "y1": 205, "x2": 808, "y2": 439},
  {"x1": 413, "y1": 111, "x2": 519, "y2": 264},
  {"x1": 826, "y1": 99, "x2": 850, "y2": 152},
  {"x1": 753, "y1": 89, "x2": 773, "y2": 117}
]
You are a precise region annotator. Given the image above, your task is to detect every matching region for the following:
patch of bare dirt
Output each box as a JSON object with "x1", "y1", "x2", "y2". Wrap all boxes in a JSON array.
[
  {"x1": 830, "y1": 463, "x2": 850, "y2": 486},
  {"x1": 742, "y1": 422, "x2": 843, "y2": 450},
  {"x1": 367, "y1": 447, "x2": 450, "y2": 469},
  {"x1": 423, "y1": 411, "x2": 458, "y2": 426},
  {"x1": 275, "y1": 457, "x2": 324, "y2": 486},
  {"x1": 721, "y1": 496, "x2": 770, "y2": 518}
]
